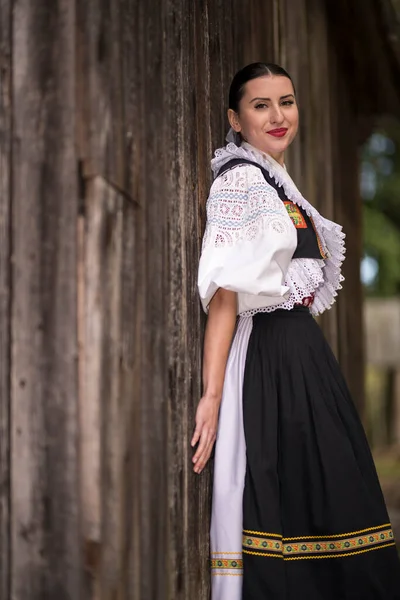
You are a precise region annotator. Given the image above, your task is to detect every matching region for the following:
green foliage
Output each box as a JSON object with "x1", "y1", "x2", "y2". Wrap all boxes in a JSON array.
[
  {"x1": 361, "y1": 125, "x2": 400, "y2": 296},
  {"x1": 363, "y1": 204, "x2": 400, "y2": 295}
]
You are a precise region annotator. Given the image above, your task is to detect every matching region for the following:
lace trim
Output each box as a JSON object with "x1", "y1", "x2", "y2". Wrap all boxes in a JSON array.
[
  {"x1": 241, "y1": 258, "x2": 325, "y2": 317},
  {"x1": 211, "y1": 143, "x2": 346, "y2": 316},
  {"x1": 203, "y1": 165, "x2": 292, "y2": 249}
]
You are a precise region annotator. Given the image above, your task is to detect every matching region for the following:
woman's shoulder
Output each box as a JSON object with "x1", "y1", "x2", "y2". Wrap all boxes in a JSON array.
[
  {"x1": 210, "y1": 162, "x2": 269, "y2": 195},
  {"x1": 206, "y1": 163, "x2": 286, "y2": 229}
]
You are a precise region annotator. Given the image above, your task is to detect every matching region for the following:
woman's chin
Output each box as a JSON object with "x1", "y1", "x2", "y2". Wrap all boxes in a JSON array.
[{"x1": 255, "y1": 139, "x2": 290, "y2": 158}]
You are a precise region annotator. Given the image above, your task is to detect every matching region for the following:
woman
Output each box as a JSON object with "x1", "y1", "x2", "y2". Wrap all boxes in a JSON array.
[{"x1": 192, "y1": 63, "x2": 400, "y2": 599}]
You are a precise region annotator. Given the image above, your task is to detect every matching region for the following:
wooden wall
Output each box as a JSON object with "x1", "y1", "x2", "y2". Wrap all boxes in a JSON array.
[
  {"x1": 1, "y1": 1, "x2": 399, "y2": 599},
  {"x1": 0, "y1": 0, "x2": 11, "y2": 598}
]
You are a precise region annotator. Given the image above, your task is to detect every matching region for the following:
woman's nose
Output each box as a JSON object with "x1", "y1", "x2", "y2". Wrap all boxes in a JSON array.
[{"x1": 270, "y1": 105, "x2": 284, "y2": 124}]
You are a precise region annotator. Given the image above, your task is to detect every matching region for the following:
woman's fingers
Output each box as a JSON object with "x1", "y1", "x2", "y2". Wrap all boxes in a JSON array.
[
  {"x1": 193, "y1": 429, "x2": 216, "y2": 473},
  {"x1": 191, "y1": 422, "x2": 202, "y2": 448},
  {"x1": 192, "y1": 425, "x2": 208, "y2": 465},
  {"x1": 195, "y1": 442, "x2": 215, "y2": 473},
  {"x1": 191, "y1": 396, "x2": 219, "y2": 473}
]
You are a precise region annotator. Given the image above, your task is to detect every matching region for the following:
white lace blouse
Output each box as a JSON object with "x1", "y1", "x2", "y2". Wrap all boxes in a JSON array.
[{"x1": 197, "y1": 142, "x2": 346, "y2": 317}]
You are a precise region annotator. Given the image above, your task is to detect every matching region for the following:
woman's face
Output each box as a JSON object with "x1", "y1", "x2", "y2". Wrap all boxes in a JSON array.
[{"x1": 228, "y1": 75, "x2": 299, "y2": 165}]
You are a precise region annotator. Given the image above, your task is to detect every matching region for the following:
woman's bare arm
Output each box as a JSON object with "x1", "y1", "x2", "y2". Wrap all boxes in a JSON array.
[{"x1": 191, "y1": 288, "x2": 237, "y2": 473}]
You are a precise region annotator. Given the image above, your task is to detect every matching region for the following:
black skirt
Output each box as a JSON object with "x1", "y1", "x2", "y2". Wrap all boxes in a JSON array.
[{"x1": 242, "y1": 306, "x2": 400, "y2": 599}]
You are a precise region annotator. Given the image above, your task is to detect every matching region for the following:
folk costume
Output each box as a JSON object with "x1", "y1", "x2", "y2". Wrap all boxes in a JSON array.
[{"x1": 197, "y1": 138, "x2": 400, "y2": 599}]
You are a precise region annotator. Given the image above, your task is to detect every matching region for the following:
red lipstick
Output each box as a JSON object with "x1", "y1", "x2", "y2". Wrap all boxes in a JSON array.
[{"x1": 267, "y1": 128, "x2": 288, "y2": 138}]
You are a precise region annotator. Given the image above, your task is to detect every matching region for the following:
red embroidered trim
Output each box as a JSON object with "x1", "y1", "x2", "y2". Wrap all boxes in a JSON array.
[
  {"x1": 295, "y1": 293, "x2": 315, "y2": 308},
  {"x1": 284, "y1": 201, "x2": 307, "y2": 229}
]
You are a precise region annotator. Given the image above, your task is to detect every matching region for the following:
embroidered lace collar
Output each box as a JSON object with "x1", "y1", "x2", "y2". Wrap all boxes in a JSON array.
[{"x1": 210, "y1": 140, "x2": 346, "y2": 311}]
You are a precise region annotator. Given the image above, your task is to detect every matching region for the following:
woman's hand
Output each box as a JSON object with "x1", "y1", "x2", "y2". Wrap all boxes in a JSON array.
[
  {"x1": 191, "y1": 288, "x2": 237, "y2": 474},
  {"x1": 191, "y1": 394, "x2": 220, "y2": 474}
]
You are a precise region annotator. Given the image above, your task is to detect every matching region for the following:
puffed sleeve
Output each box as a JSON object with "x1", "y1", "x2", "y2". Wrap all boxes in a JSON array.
[{"x1": 198, "y1": 164, "x2": 297, "y2": 314}]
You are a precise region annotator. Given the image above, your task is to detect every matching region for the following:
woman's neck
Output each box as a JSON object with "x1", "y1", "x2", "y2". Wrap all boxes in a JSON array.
[{"x1": 241, "y1": 142, "x2": 285, "y2": 168}]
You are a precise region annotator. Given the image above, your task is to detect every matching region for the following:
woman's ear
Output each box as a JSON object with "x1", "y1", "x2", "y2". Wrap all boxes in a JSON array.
[{"x1": 228, "y1": 109, "x2": 241, "y2": 133}]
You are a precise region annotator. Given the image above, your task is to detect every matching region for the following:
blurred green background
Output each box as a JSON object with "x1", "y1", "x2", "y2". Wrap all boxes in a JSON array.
[{"x1": 361, "y1": 123, "x2": 400, "y2": 541}]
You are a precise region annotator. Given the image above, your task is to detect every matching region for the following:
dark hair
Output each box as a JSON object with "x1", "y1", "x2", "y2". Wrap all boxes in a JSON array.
[{"x1": 229, "y1": 62, "x2": 295, "y2": 112}]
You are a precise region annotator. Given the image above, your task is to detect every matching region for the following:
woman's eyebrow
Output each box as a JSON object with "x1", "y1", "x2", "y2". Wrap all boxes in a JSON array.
[{"x1": 249, "y1": 94, "x2": 295, "y2": 103}]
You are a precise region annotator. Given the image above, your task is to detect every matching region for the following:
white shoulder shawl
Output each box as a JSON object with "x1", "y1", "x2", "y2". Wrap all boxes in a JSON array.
[{"x1": 198, "y1": 142, "x2": 346, "y2": 316}]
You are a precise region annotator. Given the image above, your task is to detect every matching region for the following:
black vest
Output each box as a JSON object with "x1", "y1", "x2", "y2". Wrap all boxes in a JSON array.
[{"x1": 217, "y1": 158, "x2": 325, "y2": 260}]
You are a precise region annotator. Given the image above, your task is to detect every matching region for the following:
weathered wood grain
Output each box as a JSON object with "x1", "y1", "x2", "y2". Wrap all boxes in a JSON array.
[
  {"x1": 117, "y1": 2, "x2": 144, "y2": 600},
  {"x1": 2, "y1": 2, "x2": 400, "y2": 598},
  {"x1": 119, "y1": 198, "x2": 142, "y2": 600},
  {"x1": 78, "y1": 203, "x2": 101, "y2": 549},
  {"x1": 282, "y1": 0, "x2": 309, "y2": 185},
  {"x1": 76, "y1": 0, "x2": 126, "y2": 195},
  {"x1": 304, "y1": 0, "x2": 339, "y2": 354},
  {"x1": 164, "y1": 1, "x2": 217, "y2": 597},
  {"x1": 78, "y1": 177, "x2": 126, "y2": 599},
  {"x1": 82, "y1": 177, "x2": 124, "y2": 600},
  {"x1": 77, "y1": 214, "x2": 101, "y2": 600},
  {"x1": 137, "y1": 1, "x2": 169, "y2": 596},
  {"x1": 163, "y1": 1, "x2": 191, "y2": 598},
  {"x1": 332, "y1": 82, "x2": 365, "y2": 412},
  {"x1": 0, "y1": 0, "x2": 11, "y2": 597},
  {"x1": 190, "y1": 4, "x2": 215, "y2": 599},
  {"x1": 11, "y1": 1, "x2": 81, "y2": 598}
]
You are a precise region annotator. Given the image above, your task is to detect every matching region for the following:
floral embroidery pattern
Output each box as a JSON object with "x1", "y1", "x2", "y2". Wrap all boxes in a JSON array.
[
  {"x1": 203, "y1": 165, "x2": 292, "y2": 249},
  {"x1": 242, "y1": 524, "x2": 395, "y2": 560},
  {"x1": 211, "y1": 558, "x2": 243, "y2": 570},
  {"x1": 284, "y1": 201, "x2": 307, "y2": 229}
]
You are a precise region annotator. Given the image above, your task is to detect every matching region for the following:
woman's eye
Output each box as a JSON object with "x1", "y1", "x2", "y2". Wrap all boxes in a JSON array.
[
  {"x1": 255, "y1": 103, "x2": 267, "y2": 109},
  {"x1": 281, "y1": 100, "x2": 294, "y2": 106}
]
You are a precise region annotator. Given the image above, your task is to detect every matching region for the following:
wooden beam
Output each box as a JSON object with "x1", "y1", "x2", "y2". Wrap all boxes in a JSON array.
[
  {"x1": 10, "y1": 1, "x2": 81, "y2": 598},
  {"x1": 0, "y1": 0, "x2": 11, "y2": 596},
  {"x1": 135, "y1": 1, "x2": 169, "y2": 595},
  {"x1": 76, "y1": 0, "x2": 132, "y2": 200},
  {"x1": 79, "y1": 175, "x2": 124, "y2": 600}
]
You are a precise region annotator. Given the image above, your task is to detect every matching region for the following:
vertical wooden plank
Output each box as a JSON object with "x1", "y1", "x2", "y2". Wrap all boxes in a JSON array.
[
  {"x1": 274, "y1": 0, "x2": 285, "y2": 66},
  {"x1": 76, "y1": 1, "x2": 139, "y2": 596},
  {"x1": 76, "y1": 2, "x2": 103, "y2": 595},
  {"x1": 136, "y1": 1, "x2": 169, "y2": 598},
  {"x1": 331, "y1": 83, "x2": 365, "y2": 410},
  {"x1": 191, "y1": 5, "x2": 214, "y2": 598},
  {"x1": 208, "y1": 0, "x2": 229, "y2": 149},
  {"x1": 100, "y1": 182, "x2": 123, "y2": 600},
  {"x1": 304, "y1": 0, "x2": 339, "y2": 354},
  {"x1": 11, "y1": 1, "x2": 81, "y2": 598},
  {"x1": 118, "y1": 1, "x2": 144, "y2": 599},
  {"x1": 79, "y1": 189, "x2": 101, "y2": 547},
  {"x1": 0, "y1": 0, "x2": 11, "y2": 597},
  {"x1": 79, "y1": 177, "x2": 123, "y2": 598},
  {"x1": 163, "y1": 1, "x2": 188, "y2": 598},
  {"x1": 77, "y1": 213, "x2": 102, "y2": 600},
  {"x1": 163, "y1": 1, "x2": 213, "y2": 598},
  {"x1": 194, "y1": 0, "x2": 212, "y2": 230},
  {"x1": 323, "y1": 1, "x2": 365, "y2": 410},
  {"x1": 244, "y1": 0, "x2": 275, "y2": 64},
  {"x1": 281, "y1": 0, "x2": 310, "y2": 188},
  {"x1": 76, "y1": 0, "x2": 126, "y2": 192},
  {"x1": 119, "y1": 199, "x2": 142, "y2": 600},
  {"x1": 81, "y1": 177, "x2": 124, "y2": 600}
]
